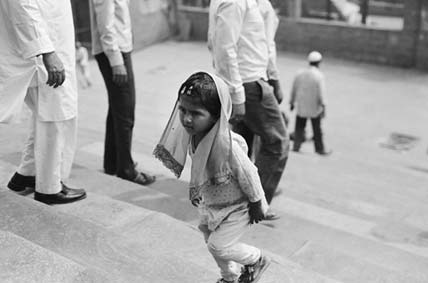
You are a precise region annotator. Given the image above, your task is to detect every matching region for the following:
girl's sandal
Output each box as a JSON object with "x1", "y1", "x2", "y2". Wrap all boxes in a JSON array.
[{"x1": 133, "y1": 172, "x2": 156, "y2": 186}]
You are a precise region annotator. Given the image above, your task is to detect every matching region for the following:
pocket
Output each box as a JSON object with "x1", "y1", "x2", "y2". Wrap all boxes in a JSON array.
[
  {"x1": 243, "y1": 81, "x2": 263, "y2": 102},
  {"x1": 255, "y1": 79, "x2": 274, "y2": 102}
]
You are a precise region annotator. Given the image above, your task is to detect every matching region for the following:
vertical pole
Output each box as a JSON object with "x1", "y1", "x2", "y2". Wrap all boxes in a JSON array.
[
  {"x1": 361, "y1": 0, "x2": 369, "y2": 25},
  {"x1": 288, "y1": 0, "x2": 301, "y2": 19},
  {"x1": 326, "y1": 0, "x2": 332, "y2": 20},
  {"x1": 403, "y1": 0, "x2": 422, "y2": 67}
]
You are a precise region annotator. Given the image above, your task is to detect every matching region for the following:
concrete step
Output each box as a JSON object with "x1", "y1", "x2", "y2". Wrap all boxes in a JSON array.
[
  {"x1": 61, "y1": 167, "x2": 342, "y2": 282},
  {"x1": 126, "y1": 170, "x2": 428, "y2": 281},
  {"x1": 0, "y1": 160, "x2": 340, "y2": 283},
  {"x1": 54, "y1": 191, "x2": 340, "y2": 283},
  {"x1": 3, "y1": 148, "x2": 428, "y2": 282},
  {"x1": 0, "y1": 230, "x2": 108, "y2": 283},
  {"x1": 0, "y1": 190, "x2": 216, "y2": 283},
  {"x1": 67, "y1": 152, "x2": 428, "y2": 282},
  {"x1": 241, "y1": 206, "x2": 428, "y2": 283}
]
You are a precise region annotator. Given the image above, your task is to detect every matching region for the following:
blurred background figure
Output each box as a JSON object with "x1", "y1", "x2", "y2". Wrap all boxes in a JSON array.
[
  {"x1": 290, "y1": 51, "x2": 332, "y2": 156},
  {"x1": 75, "y1": 41, "x2": 92, "y2": 89}
]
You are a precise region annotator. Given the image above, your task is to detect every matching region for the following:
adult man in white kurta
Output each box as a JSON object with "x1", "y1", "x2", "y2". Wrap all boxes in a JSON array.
[{"x1": 0, "y1": 0, "x2": 86, "y2": 204}]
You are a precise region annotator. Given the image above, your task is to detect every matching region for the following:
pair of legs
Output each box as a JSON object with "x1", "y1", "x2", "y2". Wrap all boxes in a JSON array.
[
  {"x1": 76, "y1": 63, "x2": 91, "y2": 88},
  {"x1": 16, "y1": 88, "x2": 77, "y2": 194},
  {"x1": 233, "y1": 79, "x2": 289, "y2": 204},
  {"x1": 292, "y1": 115, "x2": 325, "y2": 153},
  {"x1": 199, "y1": 208, "x2": 261, "y2": 282},
  {"x1": 95, "y1": 52, "x2": 142, "y2": 181},
  {"x1": 95, "y1": 52, "x2": 155, "y2": 185}
]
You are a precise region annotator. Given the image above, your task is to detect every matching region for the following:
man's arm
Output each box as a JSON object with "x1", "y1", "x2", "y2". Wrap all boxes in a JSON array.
[
  {"x1": 212, "y1": 1, "x2": 246, "y2": 122},
  {"x1": 259, "y1": 0, "x2": 280, "y2": 80},
  {"x1": 259, "y1": 0, "x2": 283, "y2": 103},
  {"x1": 4, "y1": 0, "x2": 64, "y2": 88},
  {"x1": 5, "y1": 0, "x2": 54, "y2": 59},
  {"x1": 318, "y1": 74, "x2": 327, "y2": 118},
  {"x1": 92, "y1": 0, "x2": 127, "y2": 85}
]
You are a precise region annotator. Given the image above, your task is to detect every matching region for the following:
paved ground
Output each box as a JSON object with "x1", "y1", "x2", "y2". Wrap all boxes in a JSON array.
[{"x1": 1, "y1": 40, "x2": 428, "y2": 282}]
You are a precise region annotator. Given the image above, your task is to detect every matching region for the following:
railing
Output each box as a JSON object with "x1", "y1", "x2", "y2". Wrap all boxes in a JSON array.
[
  {"x1": 302, "y1": 0, "x2": 404, "y2": 29},
  {"x1": 178, "y1": 0, "x2": 210, "y2": 8},
  {"x1": 177, "y1": 0, "x2": 403, "y2": 29}
]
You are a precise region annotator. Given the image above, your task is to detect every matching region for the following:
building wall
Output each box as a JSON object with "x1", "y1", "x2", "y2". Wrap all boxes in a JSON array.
[
  {"x1": 71, "y1": 0, "x2": 174, "y2": 51},
  {"x1": 275, "y1": 18, "x2": 415, "y2": 67},
  {"x1": 130, "y1": 0, "x2": 173, "y2": 49},
  {"x1": 178, "y1": 0, "x2": 427, "y2": 70}
]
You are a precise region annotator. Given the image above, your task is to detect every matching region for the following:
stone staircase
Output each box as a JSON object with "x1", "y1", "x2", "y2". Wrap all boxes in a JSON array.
[
  {"x1": 0, "y1": 159, "x2": 338, "y2": 283},
  {"x1": 79, "y1": 141, "x2": 428, "y2": 283},
  {"x1": 0, "y1": 230, "x2": 108, "y2": 283},
  {"x1": 2, "y1": 143, "x2": 428, "y2": 282}
]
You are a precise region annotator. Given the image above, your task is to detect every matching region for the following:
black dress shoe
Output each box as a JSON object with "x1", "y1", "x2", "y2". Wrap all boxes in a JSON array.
[
  {"x1": 7, "y1": 172, "x2": 35, "y2": 192},
  {"x1": 34, "y1": 183, "x2": 86, "y2": 204}
]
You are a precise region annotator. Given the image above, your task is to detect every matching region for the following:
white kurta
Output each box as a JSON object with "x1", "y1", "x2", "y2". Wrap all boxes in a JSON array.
[
  {"x1": 290, "y1": 66, "x2": 327, "y2": 118},
  {"x1": 0, "y1": 0, "x2": 77, "y2": 123}
]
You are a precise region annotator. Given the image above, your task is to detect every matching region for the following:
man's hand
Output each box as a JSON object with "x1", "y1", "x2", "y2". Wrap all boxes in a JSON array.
[
  {"x1": 229, "y1": 103, "x2": 246, "y2": 125},
  {"x1": 268, "y1": 79, "x2": 283, "y2": 104},
  {"x1": 112, "y1": 64, "x2": 128, "y2": 86},
  {"x1": 248, "y1": 200, "x2": 264, "y2": 224},
  {"x1": 42, "y1": 52, "x2": 65, "y2": 88}
]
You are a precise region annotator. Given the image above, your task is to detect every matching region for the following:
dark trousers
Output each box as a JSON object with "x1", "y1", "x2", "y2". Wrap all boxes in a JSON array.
[
  {"x1": 95, "y1": 52, "x2": 136, "y2": 179},
  {"x1": 293, "y1": 115, "x2": 325, "y2": 152},
  {"x1": 233, "y1": 79, "x2": 289, "y2": 204}
]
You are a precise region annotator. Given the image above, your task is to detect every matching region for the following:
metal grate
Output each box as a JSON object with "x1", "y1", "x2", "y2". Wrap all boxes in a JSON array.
[{"x1": 378, "y1": 132, "x2": 420, "y2": 151}]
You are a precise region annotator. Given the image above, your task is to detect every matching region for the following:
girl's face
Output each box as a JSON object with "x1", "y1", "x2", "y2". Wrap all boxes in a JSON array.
[{"x1": 178, "y1": 95, "x2": 217, "y2": 138}]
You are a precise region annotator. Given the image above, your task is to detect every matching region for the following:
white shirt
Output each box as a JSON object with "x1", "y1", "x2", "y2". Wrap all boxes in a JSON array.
[
  {"x1": 0, "y1": 0, "x2": 78, "y2": 123},
  {"x1": 209, "y1": 0, "x2": 278, "y2": 104},
  {"x1": 90, "y1": 0, "x2": 133, "y2": 67},
  {"x1": 290, "y1": 66, "x2": 326, "y2": 118}
]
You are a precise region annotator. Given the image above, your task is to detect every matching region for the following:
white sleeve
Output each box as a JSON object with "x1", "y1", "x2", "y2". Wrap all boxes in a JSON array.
[
  {"x1": 212, "y1": 1, "x2": 246, "y2": 104},
  {"x1": 5, "y1": 0, "x2": 54, "y2": 59},
  {"x1": 259, "y1": 0, "x2": 280, "y2": 80},
  {"x1": 231, "y1": 142, "x2": 265, "y2": 203},
  {"x1": 91, "y1": 0, "x2": 123, "y2": 66}
]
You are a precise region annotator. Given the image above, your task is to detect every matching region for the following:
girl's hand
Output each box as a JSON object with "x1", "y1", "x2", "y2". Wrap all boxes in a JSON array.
[{"x1": 248, "y1": 200, "x2": 264, "y2": 224}]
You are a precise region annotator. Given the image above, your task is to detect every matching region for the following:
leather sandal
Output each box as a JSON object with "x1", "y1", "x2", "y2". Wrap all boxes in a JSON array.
[{"x1": 132, "y1": 171, "x2": 156, "y2": 186}]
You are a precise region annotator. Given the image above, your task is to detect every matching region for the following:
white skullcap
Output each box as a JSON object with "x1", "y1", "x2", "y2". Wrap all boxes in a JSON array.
[{"x1": 307, "y1": 51, "x2": 322, "y2": 63}]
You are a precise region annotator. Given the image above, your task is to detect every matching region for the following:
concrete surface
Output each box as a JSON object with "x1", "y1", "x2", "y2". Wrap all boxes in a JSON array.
[
  {"x1": 0, "y1": 230, "x2": 107, "y2": 283},
  {"x1": 1, "y1": 40, "x2": 428, "y2": 282}
]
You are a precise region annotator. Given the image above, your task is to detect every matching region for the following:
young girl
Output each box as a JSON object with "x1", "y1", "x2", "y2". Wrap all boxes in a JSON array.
[{"x1": 154, "y1": 72, "x2": 271, "y2": 283}]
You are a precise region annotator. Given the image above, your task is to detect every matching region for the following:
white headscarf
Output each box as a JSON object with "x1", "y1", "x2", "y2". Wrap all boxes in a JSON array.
[{"x1": 153, "y1": 72, "x2": 233, "y2": 201}]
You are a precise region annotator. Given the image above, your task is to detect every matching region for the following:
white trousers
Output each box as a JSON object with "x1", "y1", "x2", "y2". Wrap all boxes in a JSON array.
[
  {"x1": 17, "y1": 87, "x2": 77, "y2": 194},
  {"x1": 199, "y1": 208, "x2": 261, "y2": 282}
]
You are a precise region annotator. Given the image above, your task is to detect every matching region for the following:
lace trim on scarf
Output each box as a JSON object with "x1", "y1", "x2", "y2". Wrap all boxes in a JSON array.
[
  {"x1": 189, "y1": 172, "x2": 233, "y2": 202},
  {"x1": 153, "y1": 144, "x2": 184, "y2": 178}
]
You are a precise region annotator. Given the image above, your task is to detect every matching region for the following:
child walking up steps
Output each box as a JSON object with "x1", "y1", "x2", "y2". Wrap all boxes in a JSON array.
[{"x1": 154, "y1": 72, "x2": 271, "y2": 283}]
